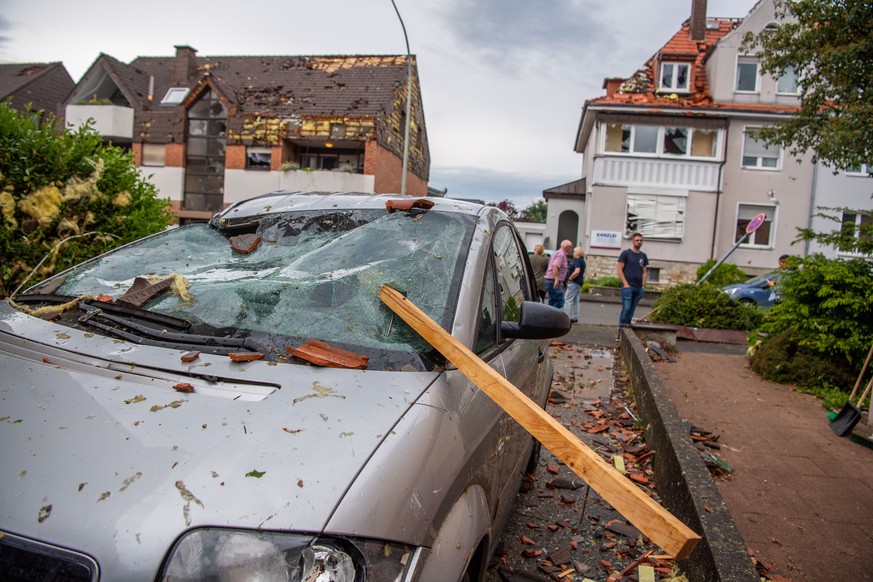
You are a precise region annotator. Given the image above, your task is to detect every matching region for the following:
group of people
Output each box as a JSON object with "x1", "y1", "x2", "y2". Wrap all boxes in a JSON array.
[
  {"x1": 529, "y1": 240, "x2": 587, "y2": 323},
  {"x1": 529, "y1": 233, "x2": 649, "y2": 340}
]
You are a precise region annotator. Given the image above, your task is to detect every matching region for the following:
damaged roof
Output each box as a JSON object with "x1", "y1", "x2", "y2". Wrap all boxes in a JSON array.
[
  {"x1": 590, "y1": 18, "x2": 737, "y2": 108},
  {"x1": 0, "y1": 62, "x2": 74, "y2": 116},
  {"x1": 575, "y1": 16, "x2": 802, "y2": 152},
  {"x1": 79, "y1": 51, "x2": 412, "y2": 118},
  {"x1": 72, "y1": 49, "x2": 416, "y2": 145}
]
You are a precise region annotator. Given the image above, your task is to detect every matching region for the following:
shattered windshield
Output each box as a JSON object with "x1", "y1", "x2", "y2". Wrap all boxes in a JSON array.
[{"x1": 40, "y1": 208, "x2": 476, "y2": 370}]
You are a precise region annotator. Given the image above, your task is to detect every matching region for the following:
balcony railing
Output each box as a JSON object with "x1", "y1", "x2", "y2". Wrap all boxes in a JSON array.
[{"x1": 65, "y1": 104, "x2": 134, "y2": 142}]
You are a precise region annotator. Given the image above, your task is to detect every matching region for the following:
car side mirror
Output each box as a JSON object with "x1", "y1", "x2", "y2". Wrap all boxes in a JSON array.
[{"x1": 501, "y1": 301, "x2": 572, "y2": 340}]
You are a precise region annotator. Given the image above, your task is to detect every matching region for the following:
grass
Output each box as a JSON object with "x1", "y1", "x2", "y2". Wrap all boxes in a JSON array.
[{"x1": 797, "y1": 383, "x2": 868, "y2": 413}]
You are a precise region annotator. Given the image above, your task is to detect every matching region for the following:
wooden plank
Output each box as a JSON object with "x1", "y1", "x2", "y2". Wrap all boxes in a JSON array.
[{"x1": 380, "y1": 285, "x2": 701, "y2": 560}]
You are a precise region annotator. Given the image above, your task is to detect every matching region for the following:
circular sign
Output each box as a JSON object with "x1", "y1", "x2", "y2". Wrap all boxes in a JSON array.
[{"x1": 746, "y1": 213, "x2": 767, "y2": 234}]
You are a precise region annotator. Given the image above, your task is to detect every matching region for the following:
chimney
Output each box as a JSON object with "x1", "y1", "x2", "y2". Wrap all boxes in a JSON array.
[
  {"x1": 690, "y1": 0, "x2": 707, "y2": 41},
  {"x1": 602, "y1": 77, "x2": 624, "y2": 97},
  {"x1": 172, "y1": 45, "x2": 198, "y2": 84}
]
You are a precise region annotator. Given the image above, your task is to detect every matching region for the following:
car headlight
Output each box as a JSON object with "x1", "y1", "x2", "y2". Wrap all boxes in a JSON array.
[
  {"x1": 160, "y1": 528, "x2": 413, "y2": 582},
  {"x1": 724, "y1": 288, "x2": 738, "y2": 296}
]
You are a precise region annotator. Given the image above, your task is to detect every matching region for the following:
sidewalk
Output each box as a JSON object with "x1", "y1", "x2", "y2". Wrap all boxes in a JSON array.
[{"x1": 655, "y1": 348, "x2": 873, "y2": 580}]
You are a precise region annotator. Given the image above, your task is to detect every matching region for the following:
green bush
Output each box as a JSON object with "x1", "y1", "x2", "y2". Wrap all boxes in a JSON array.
[
  {"x1": 581, "y1": 276, "x2": 621, "y2": 295},
  {"x1": 754, "y1": 253, "x2": 873, "y2": 381},
  {"x1": 0, "y1": 101, "x2": 172, "y2": 296},
  {"x1": 650, "y1": 283, "x2": 765, "y2": 330},
  {"x1": 749, "y1": 329, "x2": 856, "y2": 393},
  {"x1": 695, "y1": 259, "x2": 747, "y2": 287}
]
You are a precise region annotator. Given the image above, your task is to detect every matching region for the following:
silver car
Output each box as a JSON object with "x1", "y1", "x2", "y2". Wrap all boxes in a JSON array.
[{"x1": 0, "y1": 192, "x2": 569, "y2": 581}]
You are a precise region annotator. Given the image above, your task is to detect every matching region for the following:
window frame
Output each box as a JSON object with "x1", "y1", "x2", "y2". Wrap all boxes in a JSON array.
[
  {"x1": 735, "y1": 56, "x2": 760, "y2": 93},
  {"x1": 602, "y1": 123, "x2": 721, "y2": 160},
  {"x1": 839, "y1": 211, "x2": 873, "y2": 256},
  {"x1": 246, "y1": 146, "x2": 273, "y2": 171},
  {"x1": 776, "y1": 66, "x2": 800, "y2": 95},
  {"x1": 659, "y1": 62, "x2": 691, "y2": 93},
  {"x1": 845, "y1": 164, "x2": 873, "y2": 176},
  {"x1": 741, "y1": 127, "x2": 782, "y2": 170},
  {"x1": 141, "y1": 143, "x2": 166, "y2": 167},
  {"x1": 735, "y1": 203, "x2": 777, "y2": 248},
  {"x1": 160, "y1": 87, "x2": 190, "y2": 105},
  {"x1": 625, "y1": 190, "x2": 687, "y2": 242}
]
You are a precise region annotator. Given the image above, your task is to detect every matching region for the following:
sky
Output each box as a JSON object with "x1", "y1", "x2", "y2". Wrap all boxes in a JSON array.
[{"x1": 0, "y1": 0, "x2": 757, "y2": 211}]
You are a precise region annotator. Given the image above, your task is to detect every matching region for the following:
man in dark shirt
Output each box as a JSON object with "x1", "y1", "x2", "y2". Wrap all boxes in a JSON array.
[{"x1": 616, "y1": 232, "x2": 648, "y2": 340}]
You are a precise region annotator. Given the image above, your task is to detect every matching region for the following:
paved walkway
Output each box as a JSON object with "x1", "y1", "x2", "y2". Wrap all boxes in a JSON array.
[{"x1": 656, "y1": 349, "x2": 873, "y2": 581}]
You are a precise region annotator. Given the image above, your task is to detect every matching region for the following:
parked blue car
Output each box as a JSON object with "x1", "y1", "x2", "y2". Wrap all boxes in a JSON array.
[{"x1": 722, "y1": 271, "x2": 782, "y2": 306}]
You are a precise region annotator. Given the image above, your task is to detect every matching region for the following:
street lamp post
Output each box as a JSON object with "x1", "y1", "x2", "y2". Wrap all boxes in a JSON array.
[{"x1": 390, "y1": 0, "x2": 412, "y2": 195}]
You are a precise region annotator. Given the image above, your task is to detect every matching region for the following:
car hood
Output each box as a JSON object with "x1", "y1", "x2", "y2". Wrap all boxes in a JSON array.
[{"x1": 0, "y1": 304, "x2": 437, "y2": 576}]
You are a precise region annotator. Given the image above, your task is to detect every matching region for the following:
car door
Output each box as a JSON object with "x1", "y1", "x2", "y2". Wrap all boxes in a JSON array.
[{"x1": 474, "y1": 223, "x2": 545, "y2": 496}]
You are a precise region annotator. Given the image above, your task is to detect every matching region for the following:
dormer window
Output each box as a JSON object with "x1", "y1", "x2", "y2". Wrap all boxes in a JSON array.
[
  {"x1": 161, "y1": 87, "x2": 190, "y2": 105},
  {"x1": 659, "y1": 62, "x2": 690, "y2": 92}
]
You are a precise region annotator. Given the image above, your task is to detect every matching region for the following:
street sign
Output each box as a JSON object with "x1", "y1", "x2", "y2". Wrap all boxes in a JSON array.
[{"x1": 746, "y1": 213, "x2": 767, "y2": 234}]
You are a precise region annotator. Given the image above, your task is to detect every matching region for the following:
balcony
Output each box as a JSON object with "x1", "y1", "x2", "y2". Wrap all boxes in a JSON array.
[
  {"x1": 593, "y1": 157, "x2": 721, "y2": 192},
  {"x1": 65, "y1": 104, "x2": 134, "y2": 143}
]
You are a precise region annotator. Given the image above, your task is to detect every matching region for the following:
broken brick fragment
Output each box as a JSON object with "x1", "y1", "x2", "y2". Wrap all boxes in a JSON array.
[
  {"x1": 118, "y1": 276, "x2": 174, "y2": 308},
  {"x1": 547, "y1": 545, "x2": 572, "y2": 566},
  {"x1": 229, "y1": 233, "x2": 262, "y2": 254},
  {"x1": 173, "y1": 383, "x2": 195, "y2": 393},
  {"x1": 181, "y1": 351, "x2": 200, "y2": 363},
  {"x1": 228, "y1": 352, "x2": 265, "y2": 362},
  {"x1": 97, "y1": 294, "x2": 114, "y2": 302},
  {"x1": 286, "y1": 339, "x2": 368, "y2": 370},
  {"x1": 385, "y1": 198, "x2": 435, "y2": 213},
  {"x1": 520, "y1": 535, "x2": 536, "y2": 545}
]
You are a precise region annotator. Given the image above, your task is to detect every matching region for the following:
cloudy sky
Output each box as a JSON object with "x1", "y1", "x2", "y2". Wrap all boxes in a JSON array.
[{"x1": 0, "y1": 0, "x2": 756, "y2": 210}]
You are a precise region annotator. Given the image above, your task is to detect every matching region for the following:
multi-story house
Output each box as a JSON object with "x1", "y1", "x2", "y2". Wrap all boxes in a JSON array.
[
  {"x1": 552, "y1": 0, "x2": 823, "y2": 285},
  {"x1": 0, "y1": 62, "x2": 74, "y2": 121},
  {"x1": 64, "y1": 46, "x2": 429, "y2": 221}
]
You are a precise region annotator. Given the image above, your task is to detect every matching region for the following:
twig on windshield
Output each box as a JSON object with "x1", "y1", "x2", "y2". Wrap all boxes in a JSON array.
[{"x1": 12, "y1": 231, "x2": 118, "y2": 297}]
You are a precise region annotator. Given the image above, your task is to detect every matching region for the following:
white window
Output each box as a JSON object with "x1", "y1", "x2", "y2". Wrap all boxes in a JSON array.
[
  {"x1": 776, "y1": 66, "x2": 799, "y2": 94},
  {"x1": 735, "y1": 204, "x2": 775, "y2": 247},
  {"x1": 846, "y1": 163, "x2": 873, "y2": 176},
  {"x1": 603, "y1": 124, "x2": 656, "y2": 154},
  {"x1": 742, "y1": 129, "x2": 781, "y2": 169},
  {"x1": 160, "y1": 87, "x2": 190, "y2": 105},
  {"x1": 840, "y1": 211, "x2": 873, "y2": 254},
  {"x1": 246, "y1": 146, "x2": 272, "y2": 170},
  {"x1": 604, "y1": 124, "x2": 720, "y2": 159},
  {"x1": 736, "y1": 57, "x2": 759, "y2": 92},
  {"x1": 626, "y1": 192, "x2": 686, "y2": 241},
  {"x1": 141, "y1": 143, "x2": 166, "y2": 167},
  {"x1": 660, "y1": 62, "x2": 690, "y2": 92},
  {"x1": 633, "y1": 125, "x2": 659, "y2": 153},
  {"x1": 689, "y1": 128, "x2": 719, "y2": 158},
  {"x1": 663, "y1": 127, "x2": 688, "y2": 155}
]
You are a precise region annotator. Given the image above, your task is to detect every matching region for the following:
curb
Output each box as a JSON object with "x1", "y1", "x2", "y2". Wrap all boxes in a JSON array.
[{"x1": 620, "y1": 329, "x2": 758, "y2": 581}]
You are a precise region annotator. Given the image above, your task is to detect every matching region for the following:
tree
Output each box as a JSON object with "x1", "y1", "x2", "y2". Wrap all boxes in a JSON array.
[
  {"x1": 0, "y1": 102, "x2": 172, "y2": 296},
  {"x1": 521, "y1": 199, "x2": 547, "y2": 223},
  {"x1": 488, "y1": 199, "x2": 520, "y2": 220},
  {"x1": 743, "y1": 0, "x2": 873, "y2": 170},
  {"x1": 797, "y1": 206, "x2": 873, "y2": 255}
]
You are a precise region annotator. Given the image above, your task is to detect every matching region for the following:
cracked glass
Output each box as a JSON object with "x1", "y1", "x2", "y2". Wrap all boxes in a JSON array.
[{"x1": 50, "y1": 208, "x2": 476, "y2": 369}]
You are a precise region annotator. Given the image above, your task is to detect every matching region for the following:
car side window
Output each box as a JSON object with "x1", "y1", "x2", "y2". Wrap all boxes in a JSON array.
[
  {"x1": 492, "y1": 224, "x2": 530, "y2": 325},
  {"x1": 473, "y1": 255, "x2": 498, "y2": 354}
]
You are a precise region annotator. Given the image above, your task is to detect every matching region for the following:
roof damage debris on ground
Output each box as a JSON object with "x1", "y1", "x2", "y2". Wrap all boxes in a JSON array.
[{"x1": 487, "y1": 342, "x2": 688, "y2": 582}]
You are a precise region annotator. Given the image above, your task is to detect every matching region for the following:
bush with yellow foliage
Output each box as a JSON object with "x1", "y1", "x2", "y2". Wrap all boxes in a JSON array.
[{"x1": 0, "y1": 101, "x2": 172, "y2": 296}]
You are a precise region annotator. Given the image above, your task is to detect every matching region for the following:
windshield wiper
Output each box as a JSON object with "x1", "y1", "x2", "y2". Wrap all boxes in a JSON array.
[{"x1": 77, "y1": 304, "x2": 262, "y2": 355}]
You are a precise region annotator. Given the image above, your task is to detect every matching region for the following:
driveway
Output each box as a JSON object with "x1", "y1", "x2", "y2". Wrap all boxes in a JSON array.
[{"x1": 656, "y1": 350, "x2": 873, "y2": 581}]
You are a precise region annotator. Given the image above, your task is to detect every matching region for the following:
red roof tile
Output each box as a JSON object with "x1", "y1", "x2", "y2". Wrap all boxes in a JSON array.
[{"x1": 590, "y1": 19, "x2": 737, "y2": 109}]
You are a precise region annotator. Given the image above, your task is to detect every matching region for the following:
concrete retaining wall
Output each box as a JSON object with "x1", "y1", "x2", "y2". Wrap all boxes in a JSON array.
[{"x1": 620, "y1": 330, "x2": 758, "y2": 581}]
